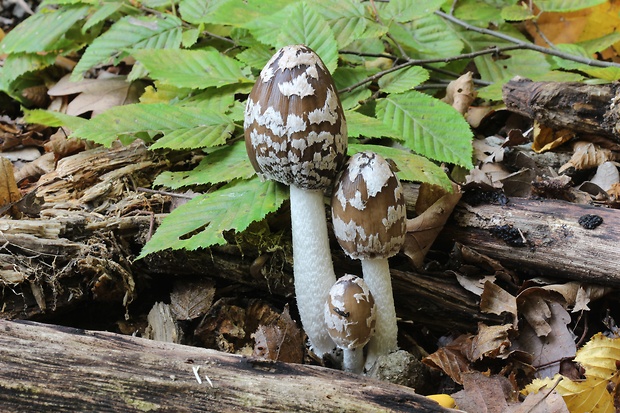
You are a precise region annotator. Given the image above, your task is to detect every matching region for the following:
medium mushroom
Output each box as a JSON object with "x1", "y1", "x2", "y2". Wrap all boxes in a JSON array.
[
  {"x1": 330, "y1": 151, "x2": 407, "y2": 369},
  {"x1": 244, "y1": 45, "x2": 347, "y2": 356},
  {"x1": 325, "y1": 274, "x2": 376, "y2": 374}
]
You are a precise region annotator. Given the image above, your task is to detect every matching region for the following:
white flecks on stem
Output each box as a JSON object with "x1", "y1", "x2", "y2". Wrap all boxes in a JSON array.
[
  {"x1": 290, "y1": 185, "x2": 336, "y2": 356},
  {"x1": 361, "y1": 257, "x2": 398, "y2": 370}
]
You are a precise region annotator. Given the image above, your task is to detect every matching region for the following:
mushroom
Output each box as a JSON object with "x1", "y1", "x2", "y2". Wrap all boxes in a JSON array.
[
  {"x1": 330, "y1": 151, "x2": 407, "y2": 369},
  {"x1": 325, "y1": 274, "x2": 376, "y2": 374},
  {"x1": 244, "y1": 45, "x2": 347, "y2": 356}
]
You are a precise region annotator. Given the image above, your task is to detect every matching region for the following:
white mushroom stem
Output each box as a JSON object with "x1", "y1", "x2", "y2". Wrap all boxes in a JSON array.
[
  {"x1": 343, "y1": 347, "x2": 365, "y2": 374},
  {"x1": 290, "y1": 184, "x2": 337, "y2": 356},
  {"x1": 361, "y1": 258, "x2": 398, "y2": 370}
]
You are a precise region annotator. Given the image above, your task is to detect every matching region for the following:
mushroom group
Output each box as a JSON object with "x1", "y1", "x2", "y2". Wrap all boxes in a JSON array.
[
  {"x1": 331, "y1": 151, "x2": 407, "y2": 369},
  {"x1": 244, "y1": 45, "x2": 347, "y2": 356}
]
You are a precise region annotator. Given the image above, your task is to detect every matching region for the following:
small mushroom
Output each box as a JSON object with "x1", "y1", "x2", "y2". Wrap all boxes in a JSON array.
[
  {"x1": 330, "y1": 151, "x2": 407, "y2": 369},
  {"x1": 244, "y1": 45, "x2": 347, "y2": 356},
  {"x1": 325, "y1": 274, "x2": 376, "y2": 373}
]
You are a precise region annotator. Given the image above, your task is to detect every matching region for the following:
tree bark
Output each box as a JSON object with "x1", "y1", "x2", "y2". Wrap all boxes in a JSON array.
[
  {"x1": 502, "y1": 77, "x2": 620, "y2": 140},
  {"x1": 0, "y1": 319, "x2": 455, "y2": 413},
  {"x1": 440, "y1": 197, "x2": 620, "y2": 285}
]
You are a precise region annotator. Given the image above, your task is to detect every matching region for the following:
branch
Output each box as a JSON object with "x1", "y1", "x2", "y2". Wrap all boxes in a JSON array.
[
  {"x1": 435, "y1": 10, "x2": 620, "y2": 69},
  {"x1": 338, "y1": 46, "x2": 514, "y2": 94}
]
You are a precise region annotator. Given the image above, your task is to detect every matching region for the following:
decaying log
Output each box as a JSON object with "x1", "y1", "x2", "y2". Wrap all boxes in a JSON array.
[
  {"x1": 0, "y1": 319, "x2": 456, "y2": 413},
  {"x1": 441, "y1": 197, "x2": 620, "y2": 286},
  {"x1": 502, "y1": 77, "x2": 620, "y2": 140}
]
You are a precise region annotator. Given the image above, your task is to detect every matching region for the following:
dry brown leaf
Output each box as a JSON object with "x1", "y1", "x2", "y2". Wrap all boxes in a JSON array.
[
  {"x1": 471, "y1": 323, "x2": 513, "y2": 361},
  {"x1": 47, "y1": 73, "x2": 145, "y2": 116},
  {"x1": 442, "y1": 71, "x2": 476, "y2": 115},
  {"x1": 559, "y1": 141, "x2": 620, "y2": 173},
  {"x1": 0, "y1": 157, "x2": 22, "y2": 218},
  {"x1": 532, "y1": 122, "x2": 575, "y2": 154},
  {"x1": 480, "y1": 281, "x2": 518, "y2": 323},
  {"x1": 252, "y1": 305, "x2": 304, "y2": 364},
  {"x1": 537, "y1": 281, "x2": 611, "y2": 313},
  {"x1": 44, "y1": 128, "x2": 86, "y2": 162},
  {"x1": 404, "y1": 184, "x2": 462, "y2": 268},
  {"x1": 514, "y1": 297, "x2": 576, "y2": 379},
  {"x1": 170, "y1": 278, "x2": 216, "y2": 321},
  {"x1": 505, "y1": 385, "x2": 569, "y2": 413},
  {"x1": 423, "y1": 334, "x2": 474, "y2": 384},
  {"x1": 451, "y1": 371, "x2": 515, "y2": 413}
]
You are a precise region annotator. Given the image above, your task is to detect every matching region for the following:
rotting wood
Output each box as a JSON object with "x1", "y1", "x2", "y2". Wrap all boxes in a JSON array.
[
  {"x1": 440, "y1": 197, "x2": 620, "y2": 286},
  {"x1": 0, "y1": 319, "x2": 456, "y2": 413},
  {"x1": 502, "y1": 77, "x2": 620, "y2": 140}
]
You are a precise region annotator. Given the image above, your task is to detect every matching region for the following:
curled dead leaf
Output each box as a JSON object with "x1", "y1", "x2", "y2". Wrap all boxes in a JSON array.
[{"x1": 559, "y1": 141, "x2": 620, "y2": 173}]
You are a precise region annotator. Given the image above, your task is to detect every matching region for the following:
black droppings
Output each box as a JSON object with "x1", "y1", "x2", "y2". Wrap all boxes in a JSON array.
[
  {"x1": 489, "y1": 224, "x2": 526, "y2": 247},
  {"x1": 578, "y1": 214, "x2": 603, "y2": 229}
]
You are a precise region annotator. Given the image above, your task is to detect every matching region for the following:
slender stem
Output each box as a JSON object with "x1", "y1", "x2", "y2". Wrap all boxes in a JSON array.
[
  {"x1": 361, "y1": 258, "x2": 397, "y2": 370},
  {"x1": 289, "y1": 185, "x2": 337, "y2": 357},
  {"x1": 435, "y1": 10, "x2": 620, "y2": 68},
  {"x1": 342, "y1": 348, "x2": 364, "y2": 374}
]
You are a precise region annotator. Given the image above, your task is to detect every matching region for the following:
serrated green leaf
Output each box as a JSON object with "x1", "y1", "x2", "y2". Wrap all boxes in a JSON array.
[
  {"x1": 551, "y1": 44, "x2": 620, "y2": 81},
  {"x1": 345, "y1": 111, "x2": 401, "y2": 140},
  {"x1": 72, "y1": 14, "x2": 183, "y2": 80},
  {"x1": 245, "y1": 2, "x2": 338, "y2": 73},
  {"x1": 452, "y1": 0, "x2": 505, "y2": 26},
  {"x1": 196, "y1": 0, "x2": 295, "y2": 26},
  {"x1": 331, "y1": 16, "x2": 368, "y2": 49},
  {"x1": 150, "y1": 123, "x2": 235, "y2": 150},
  {"x1": 236, "y1": 44, "x2": 274, "y2": 70},
  {"x1": 389, "y1": 14, "x2": 464, "y2": 61},
  {"x1": 333, "y1": 66, "x2": 377, "y2": 110},
  {"x1": 380, "y1": 0, "x2": 445, "y2": 23},
  {"x1": 139, "y1": 177, "x2": 287, "y2": 256},
  {"x1": 0, "y1": 5, "x2": 90, "y2": 53},
  {"x1": 349, "y1": 143, "x2": 452, "y2": 190},
  {"x1": 475, "y1": 49, "x2": 551, "y2": 84},
  {"x1": 378, "y1": 66, "x2": 429, "y2": 94},
  {"x1": 23, "y1": 109, "x2": 89, "y2": 131},
  {"x1": 500, "y1": 4, "x2": 535, "y2": 21},
  {"x1": 376, "y1": 91, "x2": 473, "y2": 168},
  {"x1": 1, "y1": 53, "x2": 57, "y2": 84},
  {"x1": 155, "y1": 141, "x2": 256, "y2": 188},
  {"x1": 579, "y1": 33, "x2": 620, "y2": 55},
  {"x1": 536, "y1": 0, "x2": 607, "y2": 12},
  {"x1": 132, "y1": 49, "x2": 252, "y2": 89},
  {"x1": 83, "y1": 1, "x2": 125, "y2": 32},
  {"x1": 71, "y1": 103, "x2": 234, "y2": 147},
  {"x1": 178, "y1": 0, "x2": 214, "y2": 24}
]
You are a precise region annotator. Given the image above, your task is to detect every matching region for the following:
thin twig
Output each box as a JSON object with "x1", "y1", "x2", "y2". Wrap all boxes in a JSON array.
[
  {"x1": 435, "y1": 10, "x2": 620, "y2": 68},
  {"x1": 338, "y1": 46, "x2": 516, "y2": 94}
]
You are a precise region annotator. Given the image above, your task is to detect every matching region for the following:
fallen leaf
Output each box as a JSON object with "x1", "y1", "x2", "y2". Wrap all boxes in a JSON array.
[
  {"x1": 442, "y1": 71, "x2": 476, "y2": 115},
  {"x1": 423, "y1": 334, "x2": 474, "y2": 385},
  {"x1": 252, "y1": 305, "x2": 304, "y2": 364},
  {"x1": 532, "y1": 122, "x2": 574, "y2": 154},
  {"x1": 480, "y1": 281, "x2": 518, "y2": 324},
  {"x1": 559, "y1": 141, "x2": 620, "y2": 173},
  {"x1": 170, "y1": 278, "x2": 216, "y2": 321},
  {"x1": 404, "y1": 184, "x2": 462, "y2": 268},
  {"x1": 451, "y1": 371, "x2": 514, "y2": 413},
  {"x1": 0, "y1": 157, "x2": 22, "y2": 218},
  {"x1": 471, "y1": 323, "x2": 513, "y2": 361},
  {"x1": 506, "y1": 383, "x2": 569, "y2": 413}
]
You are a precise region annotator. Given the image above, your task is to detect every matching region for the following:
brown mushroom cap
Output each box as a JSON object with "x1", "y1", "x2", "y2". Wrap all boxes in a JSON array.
[
  {"x1": 331, "y1": 151, "x2": 407, "y2": 260},
  {"x1": 244, "y1": 44, "x2": 347, "y2": 190},
  {"x1": 325, "y1": 274, "x2": 376, "y2": 350}
]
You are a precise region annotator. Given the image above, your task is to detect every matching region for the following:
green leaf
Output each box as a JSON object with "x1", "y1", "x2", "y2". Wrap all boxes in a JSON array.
[
  {"x1": 236, "y1": 44, "x2": 274, "y2": 70},
  {"x1": 1, "y1": 53, "x2": 57, "y2": 85},
  {"x1": 345, "y1": 111, "x2": 401, "y2": 140},
  {"x1": 23, "y1": 109, "x2": 89, "y2": 131},
  {"x1": 139, "y1": 177, "x2": 287, "y2": 256},
  {"x1": 474, "y1": 49, "x2": 551, "y2": 85},
  {"x1": 72, "y1": 14, "x2": 183, "y2": 80},
  {"x1": 349, "y1": 143, "x2": 452, "y2": 190},
  {"x1": 551, "y1": 43, "x2": 620, "y2": 80},
  {"x1": 378, "y1": 66, "x2": 429, "y2": 94},
  {"x1": 388, "y1": 14, "x2": 464, "y2": 61},
  {"x1": 536, "y1": 0, "x2": 607, "y2": 12},
  {"x1": 0, "y1": 5, "x2": 90, "y2": 53},
  {"x1": 197, "y1": 0, "x2": 295, "y2": 26},
  {"x1": 71, "y1": 103, "x2": 234, "y2": 147},
  {"x1": 247, "y1": 1, "x2": 339, "y2": 73},
  {"x1": 333, "y1": 66, "x2": 376, "y2": 110},
  {"x1": 380, "y1": 0, "x2": 445, "y2": 23},
  {"x1": 154, "y1": 141, "x2": 256, "y2": 188},
  {"x1": 376, "y1": 91, "x2": 473, "y2": 168},
  {"x1": 150, "y1": 123, "x2": 235, "y2": 150},
  {"x1": 83, "y1": 1, "x2": 126, "y2": 32},
  {"x1": 578, "y1": 33, "x2": 620, "y2": 55},
  {"x1": 500, "y1": 4, "x2": 535, "y2": 21},
  {"x1": 132, "y1": 49, "x2": 252, "y2": 89}
]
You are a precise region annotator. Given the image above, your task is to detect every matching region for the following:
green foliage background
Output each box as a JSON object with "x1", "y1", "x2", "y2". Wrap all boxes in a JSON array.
[{"x1": 1, "y1": 0, "x2": 618, "y2": 257}]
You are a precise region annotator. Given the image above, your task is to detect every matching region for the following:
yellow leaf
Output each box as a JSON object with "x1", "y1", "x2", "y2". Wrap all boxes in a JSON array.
[{"x1": 574, "y1": 333, "x2": 620, "y2": 380}]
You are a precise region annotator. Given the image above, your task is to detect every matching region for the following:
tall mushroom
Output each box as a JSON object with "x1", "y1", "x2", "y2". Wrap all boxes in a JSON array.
[
  {"x1": 244, "y1": 45, "x2": 347, "y2": 356},
  {"x1": 325, "y1": 274, "x2": 376, "y2": 374},
  {"x1": 330, "y1": 151, "x2": 407, "y2": 369}
]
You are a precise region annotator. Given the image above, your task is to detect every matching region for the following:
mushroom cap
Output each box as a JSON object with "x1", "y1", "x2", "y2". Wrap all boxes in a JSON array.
[
  {"x1": 244, "y1": 44, "x2": 347, "y2": 190},
  {"x1": 331, "y1": 151, "x2": 407, "y2": 260},
  {"x1": 325, "y1": 274, "x2": 376, "y2": 350}
]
